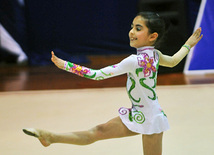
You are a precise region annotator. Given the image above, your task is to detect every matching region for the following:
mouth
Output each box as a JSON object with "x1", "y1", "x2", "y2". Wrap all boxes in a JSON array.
[{"x1": 130, "y1": 37, "x2": 137, "y2": 41}]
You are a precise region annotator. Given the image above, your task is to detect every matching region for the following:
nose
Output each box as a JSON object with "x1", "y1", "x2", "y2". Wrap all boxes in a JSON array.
[
  {"x1": 129, "y1": 28, "x2": 134, "y2": 34},
  {"x1": 129, "y1": 28, "x2": 134, "y2": 37}
]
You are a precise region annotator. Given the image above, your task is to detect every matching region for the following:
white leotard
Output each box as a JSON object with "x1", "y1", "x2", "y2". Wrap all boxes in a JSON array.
[{"x1": 64, "y1": 46, "x2": 170, "y2": 134}]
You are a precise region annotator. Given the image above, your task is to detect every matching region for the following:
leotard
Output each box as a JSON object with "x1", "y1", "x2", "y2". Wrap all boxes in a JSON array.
[{"x1": 64, "y1": 46, "x2": 169, "y2": 134}]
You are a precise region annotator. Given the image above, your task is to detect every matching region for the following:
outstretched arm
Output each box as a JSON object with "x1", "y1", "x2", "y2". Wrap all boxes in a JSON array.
[
  {"x1": 157, "y1": 28, "x2": 203, "y2": 68},
  {"x1": 51, "y1": 51, "x2": 135, "y2": 80}
]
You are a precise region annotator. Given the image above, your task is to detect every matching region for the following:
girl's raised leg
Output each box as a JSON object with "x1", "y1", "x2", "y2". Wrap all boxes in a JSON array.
[{"x1": 23, "y1": 116, "x2": 138, "y2": 147}]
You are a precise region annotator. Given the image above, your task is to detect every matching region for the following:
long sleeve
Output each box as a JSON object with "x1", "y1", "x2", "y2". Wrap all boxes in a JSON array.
[
  {"x1": 157, "y1": 46, "x2": 189, "y2": 68},
  {"x1": 64, "y1": 55, "x2": 136, "y2": 80}
]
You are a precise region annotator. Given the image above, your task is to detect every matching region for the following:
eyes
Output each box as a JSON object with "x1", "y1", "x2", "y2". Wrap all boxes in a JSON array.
[
  {"x1": 136, "y1": 27, "x2": 142, "y2": 31},
  {"x1": 131, "y1": 24, "x2": 143, "y2": 31}
]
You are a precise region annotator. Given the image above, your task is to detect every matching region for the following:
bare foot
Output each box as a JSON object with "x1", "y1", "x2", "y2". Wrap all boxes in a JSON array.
[
  {"x1": 23, "y1": 128, "x2": 52, "y2": 147},
  {"x1": 51, "y1": 51, "x2": 65, "y2": 69}
]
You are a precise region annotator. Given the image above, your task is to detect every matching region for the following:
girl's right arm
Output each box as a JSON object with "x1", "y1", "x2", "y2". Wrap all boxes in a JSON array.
[{"x1": 51, "y1": 51, "x2": 135, "y2": 80}]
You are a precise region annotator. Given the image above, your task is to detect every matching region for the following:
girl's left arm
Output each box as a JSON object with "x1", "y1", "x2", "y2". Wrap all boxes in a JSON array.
[{"x1": 157, "y1": 27, "x2": 203, "y2": 68}]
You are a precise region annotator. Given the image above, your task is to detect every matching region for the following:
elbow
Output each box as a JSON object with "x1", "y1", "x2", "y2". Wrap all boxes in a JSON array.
[
  {"x1": 84, "y1": 72, "x2": 106, "y2": 81},
  {"x1": 170, "y1": 58, "x2": 181, "y2": 68},
  {"x1": 85, "y1": 76, "x2": 104, "y2": 81},
  {"x1": 94, "y1": 77, "x2": 105, "y2": 81},
  {"x1": 169, "y1": 63, "x2": 176, "y2": 68},
  {"x1": 167, "y1": 61, "x2": 178, "y2": 68}
]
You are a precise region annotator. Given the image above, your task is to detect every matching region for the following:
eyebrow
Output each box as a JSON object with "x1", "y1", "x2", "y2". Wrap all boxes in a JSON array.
[
  {"x1": 136, "y1": 24, "x2": 143, "y2": 27},
  {"x1": 131, "y1": 23, "x2": 143, "y2": 27}
]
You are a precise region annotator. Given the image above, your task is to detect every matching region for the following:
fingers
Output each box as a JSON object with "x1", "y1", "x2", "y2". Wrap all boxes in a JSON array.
[
  {"x1": 194, "y1": 27, "x2": 202, "y2": 38},
  {"x1": 195, "y1": 28, "x2": 203, "y2": 42},
  {"x1": 51, "y1": 51, "x2": 55, "y2": 62},
  {"x1": 191, "y1": 27, "x2": 203, "y2": 44},
  {"x1": 51, "y1": 51, "x2": 55, "y2": 58},
  {"x1": 198, "y1": 33, "x2": 203, "y2": 42}
]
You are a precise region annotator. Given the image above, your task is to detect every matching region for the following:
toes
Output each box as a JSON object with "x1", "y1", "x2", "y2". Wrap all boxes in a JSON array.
[{"x1": 23, "y1": 128, "x2": 39, "y2": 138}]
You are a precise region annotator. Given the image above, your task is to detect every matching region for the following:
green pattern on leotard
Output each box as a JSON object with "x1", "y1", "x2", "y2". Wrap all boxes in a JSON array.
[
  {"x1": 133, "y1": 110, "x2": 145, "y2": 124},
  {"x1": 84, "y1": 67, "x2": 115, "y2": 80},
  {"x1": 128, "y1": 110, "x2": 145, "y2": 124},
  {"x1": 136, "y1": 67, "x2": 156, "y2": 89},
  {"x1": 84, "y1": 72, "x2": 96, "y2": 79},
  {"x1": 128, "y1": 77, "x2": 141, "y2": 103},
  {"x1": 135, "y1": 67, "x2": 157, "y2": 100},
  {"x1": 95, "y1": 76, "x2": 104, "y2": 80},
  {"x1": 129, "y1": 110, "x2": 133, "y2": 122},
  {"x1": 136, "y1": 68, "x2": 143, "y2": 77},
  {"x1": 67, "y1": 62, "x2": 74, "y2": 70},
  {"x1": 139, "y1": 78, "x2": 156, "y2": 100},
  {"x1": 100, "y1": 69, "x2": 112, "y2": 76},
  {"x1": 149, "y1": 71, "x2": 157, "y2": 89}
]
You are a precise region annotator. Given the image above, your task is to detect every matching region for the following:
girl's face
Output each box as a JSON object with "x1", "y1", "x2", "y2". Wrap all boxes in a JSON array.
[{"x1": 129, "y1": 16, "x2": 157, "y2": 48}]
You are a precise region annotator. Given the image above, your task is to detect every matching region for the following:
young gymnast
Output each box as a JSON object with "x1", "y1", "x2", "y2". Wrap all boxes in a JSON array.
[{"x1": 23, "y1": 12, "x2": 202, "y2": 155}]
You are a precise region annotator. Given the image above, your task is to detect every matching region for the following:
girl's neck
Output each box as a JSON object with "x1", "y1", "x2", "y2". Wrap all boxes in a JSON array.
[{"x1": 137, "y1": 46, "x2": 154, "y2": 55}]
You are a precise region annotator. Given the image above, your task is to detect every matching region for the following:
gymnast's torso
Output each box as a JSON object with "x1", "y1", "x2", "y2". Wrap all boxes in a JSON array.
[{"x1": 64, "y1": 46, "x2": 170, "y2": 134}]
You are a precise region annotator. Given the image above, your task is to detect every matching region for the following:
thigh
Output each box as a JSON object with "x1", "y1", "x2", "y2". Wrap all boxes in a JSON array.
[
  {"x1": 91, "y1": 116, "x2": 139, "y2": 141},
  {"x1": 142, "y1": 132, "x2": 163, "y2": 155}
]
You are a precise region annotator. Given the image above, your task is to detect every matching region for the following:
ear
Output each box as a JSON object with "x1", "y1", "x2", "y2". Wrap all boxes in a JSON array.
[{"x1": 149, "y1": 32, "x2": 158, "y2": 42}]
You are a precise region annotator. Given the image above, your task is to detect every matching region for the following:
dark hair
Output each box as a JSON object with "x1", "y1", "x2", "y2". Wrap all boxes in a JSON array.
[{"x1": 137, "y1": 12, "x2": 166, "y2": 48}]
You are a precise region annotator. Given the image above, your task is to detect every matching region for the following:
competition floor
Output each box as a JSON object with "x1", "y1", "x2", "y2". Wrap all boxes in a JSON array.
[{"x1": 1, "y1": 66, "x2": 214, "y2": 155}]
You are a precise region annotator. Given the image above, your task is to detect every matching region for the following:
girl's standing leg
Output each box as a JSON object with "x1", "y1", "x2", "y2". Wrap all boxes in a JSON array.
[
  {"x1": 142, "y1": 132, "x2": 163, "y2": 155},
  {"x1": 23, "y1": 116, "x2": 139, "y2": 147}
]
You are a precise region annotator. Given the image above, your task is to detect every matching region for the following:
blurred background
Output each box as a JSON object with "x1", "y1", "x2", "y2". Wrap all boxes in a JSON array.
[
  {"x1": 1, "y1": 0, "x2": 210, "y2": 92},
  {"x1": 0, "y1": 0, "x2": 201, "y2": 70}
]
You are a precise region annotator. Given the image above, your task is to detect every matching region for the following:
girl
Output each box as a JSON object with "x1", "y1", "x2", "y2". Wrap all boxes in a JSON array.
[{"x1": 23, "y1": 12, "x2": 202, "y2": 155}]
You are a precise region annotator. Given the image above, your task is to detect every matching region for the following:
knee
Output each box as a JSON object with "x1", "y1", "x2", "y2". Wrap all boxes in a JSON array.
[
  {"x1": 93, "y1": 124, "x2": 106, "y2": 136},
  {"x1": 76, "y1": 125, "x2": 106, "y2": 145},
  {"x1": 89, "y1": 124, "x2": 106, "y2": 141}
]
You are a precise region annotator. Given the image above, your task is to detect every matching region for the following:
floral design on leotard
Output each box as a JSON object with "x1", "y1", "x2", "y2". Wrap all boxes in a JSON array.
[
  {"x1": 137, "y1": 53, "x2": 156, "y2": 77},
  {"x1": 67, "y1": 62, "x2": 90, "y2": 77},
  {"x1": 136, "y1": 53, "x2": 158, "y2": 100},
  {"x1": 65, "y1": 62, "x2": 118, "y2": 80}
]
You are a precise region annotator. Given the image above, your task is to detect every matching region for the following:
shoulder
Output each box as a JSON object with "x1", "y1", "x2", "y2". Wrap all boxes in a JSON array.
[
  {"x1": 155, "y1": 49, "x2": 162, "y2": 56},
  {"x1": 122, "y1": 54, "x2": 137, "y2": 62},
  {"x1": 154, "y1": 49, "x2": 164, "y2": 60},
  {"x1": 118, "y1": 54, "x2": 138, "y2": 71}
]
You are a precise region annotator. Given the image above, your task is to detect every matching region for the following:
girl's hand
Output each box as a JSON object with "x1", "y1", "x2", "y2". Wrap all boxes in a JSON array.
[
  {"x1": 185, "y1": 27, "x2": 203, "y2": 48},
  {"x1": 51, "y1": 51, "x2": 65, "y2": 69}
]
